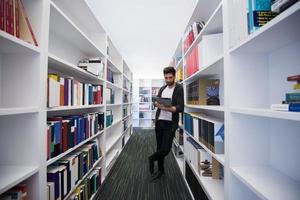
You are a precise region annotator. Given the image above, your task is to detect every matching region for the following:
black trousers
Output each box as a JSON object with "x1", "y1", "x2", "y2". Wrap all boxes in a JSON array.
[{"x1": 149, "y1": 120, "x2": 175, "y2": 173}]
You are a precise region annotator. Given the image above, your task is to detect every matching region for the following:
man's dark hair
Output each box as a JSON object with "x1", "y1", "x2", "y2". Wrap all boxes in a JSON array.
[{"x1": 163, "y1": 66, "x2": 176, "y2": 76}]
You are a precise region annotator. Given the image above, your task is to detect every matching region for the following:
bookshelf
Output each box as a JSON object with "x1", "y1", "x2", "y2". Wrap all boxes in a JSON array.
[
  {"x1": 132, "y1": 79, "x2": 164, "y2": 128},
  {"x1": 171, "y1": 0, "x2": 300, "y2": 200},
  {"x1": 0, "y1": 0, "x2": 133, "y2": 199}
]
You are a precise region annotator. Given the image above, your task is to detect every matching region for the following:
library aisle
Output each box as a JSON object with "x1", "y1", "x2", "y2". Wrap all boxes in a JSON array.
[{"x1": 95, "y1": 128, "x2": 192, "y2": 200}]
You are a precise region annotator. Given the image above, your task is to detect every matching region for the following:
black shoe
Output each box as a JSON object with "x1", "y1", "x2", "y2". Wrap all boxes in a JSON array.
[
  {"x1": 148, "y1": 157, "x2": 154, "y2": 174},
  {"x1": 150, "y1": 171, "x2": 164, "y2": 181}
]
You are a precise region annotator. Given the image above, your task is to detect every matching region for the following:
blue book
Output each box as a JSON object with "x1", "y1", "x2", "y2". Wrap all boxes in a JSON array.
[
  {"x1": 89, "y1": 85, "x2": 93, "y2": 105},
  {"x1": 248, "y1": 0, "x2": 275, "y2": 33},
  {"x1": 47, "y1": 168, "x2": 61, "y2": 200}
]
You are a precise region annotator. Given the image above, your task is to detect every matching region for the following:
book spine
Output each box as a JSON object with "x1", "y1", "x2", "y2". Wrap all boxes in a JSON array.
[
  {"x1": 5, "y1": 0, "x2": 9, "y2": 33},
  {"x1": 9, "y1": 0, "x2": 13, "y2": 35},
  {"x1": 0, "y1": 0, "x2": 4, "y2": 30},
  {"x1": 289, "y1": 103, "x2": 300, "y2": 112},
  {"x1": 286, "y1": 93, "x2": 300, "y2": 101},
  {"x1": 15, "y1": 0, "x2": 19, "y2": 37}
]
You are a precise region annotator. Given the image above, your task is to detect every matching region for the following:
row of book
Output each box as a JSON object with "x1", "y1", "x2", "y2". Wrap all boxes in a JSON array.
[
  {"x1": 184, "y1": 112, "x2": 224, "y2": 154},
  {"x1": 47, "y1": 112, "x2": 104, "y2": 160},
  {"x1": 123, "y1": 93, "x2": 129, "y2": 103},
  {"x1": 271, "y1": 74, "x2": 300, "y2": 112},
  {"x1": 187, "y1": 79, "x2": 220, "y2": 106},
  {"x1": 106, "y1": 110, "x2": 113, "y2": 127},
  {"x1": 78, "y1": 58, "x2": 104, "y2": 78},
  {"x1": 185, "y1": 136, "x2": 223, "y2": 179},
  {"x1": 247, "y1": 0, "x2": 299, "y2": 34},
  {"x1": 186, "y1": 46, "x2": 199, "y2": 78},
  {"x1": 176, "y1": 67, "x2": 184, "y2": 82},
  {"x1": 123, "y1": 106, "x2": 128, "y2": 118},
  {"x1": 0, "y1": 0, "x2": 38, "y2": 46},
  {"x1": 183, "y1": 21, "x2": 205, "y2": 53},
  {"x1": 0, "y1": 184, "x2": 28, "y2": 200},
  {"x1": 47, "y1": 140, "x2": 101, "y2": 200},
  {"x1": 69, "y1": 167, "x2": 101, "y2": 200},
  {"x1": 247, "y1": 0, "x2": 278, "y2": 34},
  {"x1": 185, "y1": 33, "x2": 223, "y2": 78},
  {"x1": 107, "y1": 68, "x2": 114, "y2": 83},
  {"x1": 48, "y1": 74, "x2": 103, "y2": 108},
  {"x1": 105, "y1": 88, "x2": 114, "y2": 104}
]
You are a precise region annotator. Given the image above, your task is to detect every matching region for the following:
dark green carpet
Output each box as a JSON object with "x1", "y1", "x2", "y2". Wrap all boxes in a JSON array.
[{"x1": 95, "y1": 128, "x2": 192, "y2": 200}]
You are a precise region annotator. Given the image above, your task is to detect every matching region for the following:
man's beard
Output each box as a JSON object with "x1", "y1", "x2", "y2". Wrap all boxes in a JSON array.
[{"x1": 166, "y1": 81, "x2": 175, "y2": 86}]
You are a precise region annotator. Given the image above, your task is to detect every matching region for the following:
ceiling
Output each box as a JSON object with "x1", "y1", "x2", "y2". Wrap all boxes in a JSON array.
[{"x1": 87, "y1": 0, "x2": 197, "y2": 79}]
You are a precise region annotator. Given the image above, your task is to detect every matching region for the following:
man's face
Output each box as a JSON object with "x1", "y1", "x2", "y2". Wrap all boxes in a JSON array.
[{"x1": 164, "y1": 73, "x2": 175, "y2": 86}]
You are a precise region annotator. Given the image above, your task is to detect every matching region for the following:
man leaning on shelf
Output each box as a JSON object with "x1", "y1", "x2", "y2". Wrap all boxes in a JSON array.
[{"x1": 148, "y1": 66, "x2": 184, "y2": 181}]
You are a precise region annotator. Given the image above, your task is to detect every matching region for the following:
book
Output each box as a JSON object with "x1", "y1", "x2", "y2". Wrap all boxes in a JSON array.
[
  {"x1": 271, "y1": 103, "x2": 300, "y2": 112},
  {"x1": 152, "y1": 96, "x2": 172, "y2": 107},
  {"x1": 0, "y1": 0, "x2": 4, "y2": 31},
  {"x1": 248, "y1": 0, "x2": 277, "y2": 33}
]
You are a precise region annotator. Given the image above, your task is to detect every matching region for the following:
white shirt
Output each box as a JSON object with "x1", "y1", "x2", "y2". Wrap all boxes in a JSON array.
[{"x1": 158, "y1": 85, "x2": 175, "y2": 121}]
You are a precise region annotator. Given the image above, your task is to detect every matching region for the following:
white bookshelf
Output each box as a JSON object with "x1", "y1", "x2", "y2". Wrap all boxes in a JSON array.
[
  {"x1": 171, "y1": 0, "x2": 300, "y2": 200},
  {"x1": 0, "y1": 0, "x2": 133, "y2": 198}
]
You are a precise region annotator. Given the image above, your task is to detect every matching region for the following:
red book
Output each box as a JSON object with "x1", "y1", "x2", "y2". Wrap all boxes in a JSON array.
[
  {"x1": 0, "y1": 0, "x2": 4, "y2": 30},
  {"x1": 287, "y1": 75, "x2": 300, "y2": 82},
  {"x1": 5, "y1": 0, "x2": 9, "y2": 33},
  {"x1": 14, "y1": 0, "x2": 19, "y2": 37},
  {"x1": 62, "y1": 121, "x2": 68, "y2": 152},
  {"x1": 9, "y1": 0, "x2": 13, "y2": 35}
]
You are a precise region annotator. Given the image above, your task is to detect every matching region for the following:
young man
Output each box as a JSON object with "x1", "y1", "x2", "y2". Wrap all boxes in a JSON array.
[{"x1": 148, "y1": 66, "x2": 184, "y2": 180}]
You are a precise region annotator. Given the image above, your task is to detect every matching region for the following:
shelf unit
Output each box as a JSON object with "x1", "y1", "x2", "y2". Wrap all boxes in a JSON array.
[
  {"x1": 170, "y1": 0, "x2": 300, "y2": 200},
  {"x1": 0, "y1": 0, "x2": 133, "y2": 198},
  {"x1": 132, "y1": 79, "x2": 164, "y2": 128}
]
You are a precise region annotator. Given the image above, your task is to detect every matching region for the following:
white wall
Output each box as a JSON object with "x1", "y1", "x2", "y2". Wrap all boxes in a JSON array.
[{"x1": 87, "y1": 0, "x2": 197, "y2": 79}]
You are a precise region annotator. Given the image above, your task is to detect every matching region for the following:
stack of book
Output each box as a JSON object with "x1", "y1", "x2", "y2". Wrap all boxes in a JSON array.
[
  {"x1": 0, "y1": 184, "x2": 28, "y2": 200},
  {"x1": 247, "y1": 0, "x2": 277, "y2": 34},
  {"x1": 271, "y1": 74, "x2": 300, "y2": 112},
  {"x1": 78, "y1": 58, "x2": 104, "y2": 78},
  {"x1": 69, "y1": 167, "x2": 102, "y2": 200},
  {"x1": 106, "y1": 110, "x2": 113, "y2": 127},
  {"x1": 47, "y1": 112, "x2": 104, "y2": 160},
  {"x1": 107, "y1": 68, "x2": 114, "y2": 83},
  {"x1": 105, "y1": 88, "x2": 115, "y2": 104},
  {"x1": 0, "y1": 0, "x2": 38, "y2": 46},
  {"x1": 48, "y1": 74, "x2": 103, "y2": 108},
  {"x1": 187, "y1": 79, "x2": 220, "y2": 105},
  {"x1": 47, "y1": 140, "x2": 101, "y2": 200},
  {"x1": 184, "y1": 112, "x2": 224, "y2": 154}
]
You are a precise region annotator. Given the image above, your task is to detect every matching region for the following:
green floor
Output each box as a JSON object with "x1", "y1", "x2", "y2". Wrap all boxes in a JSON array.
[{"x1": 95, "y1": 128, "x2": 192, "y2": 200}]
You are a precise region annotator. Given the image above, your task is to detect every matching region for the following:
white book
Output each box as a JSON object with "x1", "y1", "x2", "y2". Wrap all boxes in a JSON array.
[
  {"x1": 198, "y1": 33, "x2": 223, "y2": 68},
  {"x1": 193, "y1": 118, "x2": 199, "y2": 141},
  {"x1": 48, "y1": 78, "x2": 56, "y2": 107},
  {"x1": 56, "y1": 79, "x2": 60, "y2": 107},
  {"x1": 271, "y1": 104, "x2": 289, "y2": 111},
  {"x1": 48, "y1": 182, "x2": 55, "y2": 200},
  {"x1": 73, "y1": 82, "x2": 77, "y2": 106}
]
